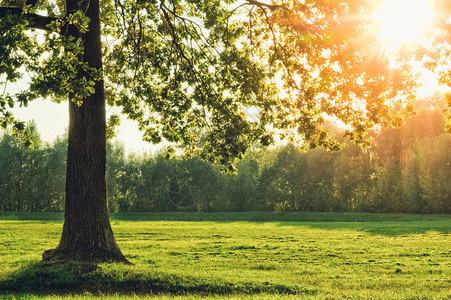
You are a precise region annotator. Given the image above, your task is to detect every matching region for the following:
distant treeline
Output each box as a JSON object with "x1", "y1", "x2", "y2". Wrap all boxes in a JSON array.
[{"x1": 1, "y1": 102, "x2": 450, "y2": 214}]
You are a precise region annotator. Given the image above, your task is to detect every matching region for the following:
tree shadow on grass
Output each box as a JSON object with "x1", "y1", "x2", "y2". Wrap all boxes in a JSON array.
[
  {"x1": 110, "y1": 212, "x2": 451, "y2": 236},
  {"x1": 0, "y1": 261, "x2": 317, "y2": 297}
]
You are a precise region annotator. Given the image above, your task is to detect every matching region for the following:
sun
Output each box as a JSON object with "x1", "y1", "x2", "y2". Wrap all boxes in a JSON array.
[{"x1": 373, "y1": 0, "x2": 435, "y2": 48}]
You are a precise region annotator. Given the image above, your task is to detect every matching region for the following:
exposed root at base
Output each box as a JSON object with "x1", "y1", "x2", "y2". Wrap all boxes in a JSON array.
[{"x1": 42, "y1": 248, "x2": 133, "y2": 265}]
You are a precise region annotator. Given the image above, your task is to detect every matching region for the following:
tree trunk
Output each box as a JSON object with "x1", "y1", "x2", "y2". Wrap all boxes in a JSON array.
[{"x1": 43, "y1": 0, "x2": 129, "y2": 264}]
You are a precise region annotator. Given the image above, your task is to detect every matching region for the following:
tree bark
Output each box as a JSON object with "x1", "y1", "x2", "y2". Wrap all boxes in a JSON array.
[
  {"x1": 0, "y1": 7, "x2": 58, "y2": 31},
  {"x1": 43, "y1": 0, "x2": 129, "y2": 264}
]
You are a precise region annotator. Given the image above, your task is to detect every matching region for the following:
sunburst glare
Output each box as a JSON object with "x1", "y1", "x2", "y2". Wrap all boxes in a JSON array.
[{"x1": 374, "y1": 0, "x2": 435, "y2": 49}]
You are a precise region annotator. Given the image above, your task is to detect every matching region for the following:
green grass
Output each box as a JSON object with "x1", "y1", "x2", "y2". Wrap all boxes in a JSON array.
[
  {"x1": 0, "y1": 212, "x2": 450, "y2": 299},
  {"x1": 2, "y1": 211, "x2": 451, "y2": 222}
]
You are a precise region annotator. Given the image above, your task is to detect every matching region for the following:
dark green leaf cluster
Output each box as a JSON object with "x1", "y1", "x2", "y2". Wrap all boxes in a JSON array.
[
  {"x1": 0, "y1": 9, "x2": 39, "y2": 139},
  {"x1": 29, "y1": 12, "x2": 98, "y2": 106},
  {"x1": 0, "y1": 121, "x2": 66, "y2": 212}
]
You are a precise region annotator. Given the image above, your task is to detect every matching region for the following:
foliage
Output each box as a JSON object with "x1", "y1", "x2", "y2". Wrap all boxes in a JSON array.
[
  {"x1": 0, "y1": 6, "x2": 40, "y2": 140},
  {"x1": 0, "y1": 121, "x2": 65, "y2": 212},
  {"x1": 0, "y1": 103, "x2": 450, "y2": 214},
  {"x1": 0, "y1": 215, "x2": 450, "y2": 298},
  {"x1": 1, "y1": 0, "x2": 438, "y2": 169}
]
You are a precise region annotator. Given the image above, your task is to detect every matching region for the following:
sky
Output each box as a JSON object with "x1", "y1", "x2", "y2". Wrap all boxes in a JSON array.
[{"x1": 12, "y1": 99, "x2": 156, "y2": 153}]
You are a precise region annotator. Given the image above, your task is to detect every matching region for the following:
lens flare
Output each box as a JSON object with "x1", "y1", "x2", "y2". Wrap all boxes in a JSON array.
[{"x1": 374, "y1": 0, "x2": 435, "y2": 48}]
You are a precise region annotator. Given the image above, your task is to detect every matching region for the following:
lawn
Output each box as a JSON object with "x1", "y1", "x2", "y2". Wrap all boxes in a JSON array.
[{"x1": 0, "y1": 212, "x2": 450, "y2": 299}]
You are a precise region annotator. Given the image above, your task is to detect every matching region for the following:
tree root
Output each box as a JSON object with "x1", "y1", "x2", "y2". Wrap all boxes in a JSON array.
[{"x1": 42, "y1": 248, "x2": 132, "y2": 265}]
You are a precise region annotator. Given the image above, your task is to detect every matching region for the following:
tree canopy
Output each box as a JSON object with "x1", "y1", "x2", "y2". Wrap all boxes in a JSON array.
[{"x1": 2, "y1": 0, "x2": 449, "y2": 167}]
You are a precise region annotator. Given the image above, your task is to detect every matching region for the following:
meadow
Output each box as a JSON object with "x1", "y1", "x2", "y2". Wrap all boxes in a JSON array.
[{"x1": 0, "y1": 212, "x2": 450, "y2": 299}]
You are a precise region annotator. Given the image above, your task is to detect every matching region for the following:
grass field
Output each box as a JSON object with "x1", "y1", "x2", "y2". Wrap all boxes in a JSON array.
[{"x1": 0, "y1": 212, "x2": 450, "y2": 299}]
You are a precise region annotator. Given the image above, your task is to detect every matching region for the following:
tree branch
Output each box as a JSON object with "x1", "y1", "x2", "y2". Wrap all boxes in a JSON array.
[
  {"x1": 0, "y1": 7, "x2": 58, "y2": 31},
  {"x1": 25, "y1": 0, "x2": 39, "y2": 7},
  {"x1": 245, "y1": 0, "x2": 281, "y2": 11}
]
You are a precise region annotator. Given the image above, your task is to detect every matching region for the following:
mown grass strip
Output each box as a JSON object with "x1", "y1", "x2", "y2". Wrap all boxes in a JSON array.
[{"x1": 1, "y1": 211, "x2": 450, "y2": 222}]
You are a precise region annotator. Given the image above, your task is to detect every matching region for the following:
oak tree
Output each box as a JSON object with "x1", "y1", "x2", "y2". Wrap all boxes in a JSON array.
[{"x1": 1, "y1": 0, "x2": 445, "y2": 263}]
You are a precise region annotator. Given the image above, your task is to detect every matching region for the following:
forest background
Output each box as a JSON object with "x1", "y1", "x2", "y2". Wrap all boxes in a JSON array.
[{"x1": 1, "y1": 96, "x2": 450, "y2": 215}]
